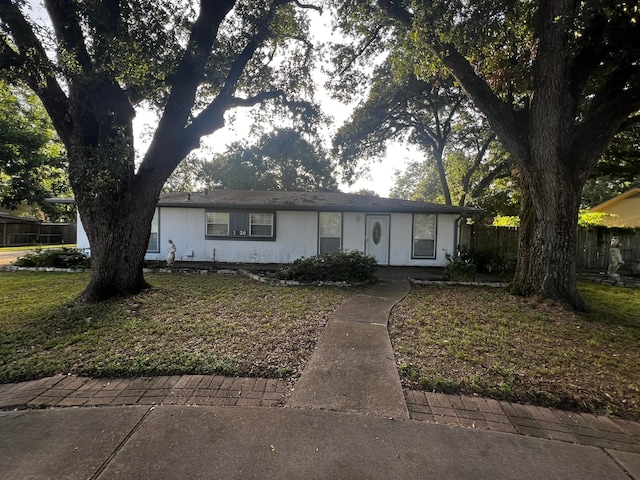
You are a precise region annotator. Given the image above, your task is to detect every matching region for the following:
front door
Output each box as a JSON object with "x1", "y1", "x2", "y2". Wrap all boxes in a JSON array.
[{"x1": 365, "y1": 215, "x2": 390, "y2": 265}]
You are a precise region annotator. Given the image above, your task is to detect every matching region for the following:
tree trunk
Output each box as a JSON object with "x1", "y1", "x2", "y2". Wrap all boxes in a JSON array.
[
  {"x1": 510, "y1": 164, "x2": 586, "y2": 310},
  {"x1": 79, "y1": 191, "x2": 158, "y2": 302}
]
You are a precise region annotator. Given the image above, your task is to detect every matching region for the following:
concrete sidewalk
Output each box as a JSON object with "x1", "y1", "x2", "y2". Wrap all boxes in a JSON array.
[
  {"x1": 2, "y1": 405, "x2": 637, "y2": 480},
  {"x1": 1, "y1": 268, "x2": 640, "y2": 479}
]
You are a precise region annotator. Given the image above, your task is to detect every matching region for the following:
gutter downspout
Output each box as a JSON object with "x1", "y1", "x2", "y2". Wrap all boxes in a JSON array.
[{"x1": 454, "y1": 215, "x2": 463, "y2": 258}]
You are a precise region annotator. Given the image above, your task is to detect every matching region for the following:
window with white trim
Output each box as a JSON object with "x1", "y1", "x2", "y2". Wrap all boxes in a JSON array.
[
  {"x1": 205, "y1": 210, "x2": 276, "y2": 240},
  {"x1": 318, "y1": 212, "x2": 342, "y2": 254},
  {"x1": 250, "y1": 213, "x2": 274, "y2": 237},
  {"x1": 147, "y1": 208, "x2": 159, "y2": 252},
  {"x1": 412, "y1": 214, "x2": 437, "y2": 258},
  {"x1": 207, "y1": 212, "x2": 229, "y2": 236}
]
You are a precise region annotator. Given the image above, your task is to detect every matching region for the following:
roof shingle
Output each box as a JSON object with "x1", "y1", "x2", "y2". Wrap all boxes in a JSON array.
[{"x1": 158, "y1": 190, "x2": 477, "y2": 214}]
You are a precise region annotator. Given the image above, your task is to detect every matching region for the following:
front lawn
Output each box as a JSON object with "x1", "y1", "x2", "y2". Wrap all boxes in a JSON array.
[
  {"x1": 0, "y1": 244, "x2": 77, "y2": 252},
  {"x1": 0, "y1": 271, "x2": 359, "y2": 383},
  {"x1": 2, "y1": 270, "x2": 638, "y2": 421},
  {"x1": 390, "y1": 282, "x2": 640, "y2": 420}
]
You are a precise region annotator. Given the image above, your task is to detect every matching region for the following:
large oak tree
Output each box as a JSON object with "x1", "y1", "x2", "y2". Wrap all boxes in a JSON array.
[
  {"x1": 0, "y1": 0, "x2": 320, "y2": 301},
  {"x1": 332, "y1": 0, "x2": 640, "y2": 309}
]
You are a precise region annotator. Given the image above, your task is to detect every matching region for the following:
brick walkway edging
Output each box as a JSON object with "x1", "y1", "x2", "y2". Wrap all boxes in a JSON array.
[
  {"x1": 405, "y1": 389, "x2": 640, "y2": 453},
  {"x1": 1, "y1": 375, "x2": 639, "y2": 454},
  {"x1": 0, "y1": 374, "x2": 287, "y2": 410}
]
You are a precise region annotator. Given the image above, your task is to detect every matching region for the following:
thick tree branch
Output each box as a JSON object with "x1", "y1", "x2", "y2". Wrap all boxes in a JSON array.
[
  {"x1": 0, "y1": 35, "x2": 23, "y2": 70},
  {"x1": 469, "y1": 160, "x2": 511, "y2": 203},
  {"x1": 180, "y1": 3, "x2": 285, "y2": 146},
  {"x1": 154, "y1": 0, "x2": 236, "y2": 139},
  {"x1": 44, "y1": 0, "x2": 94, "y2": 75},
  {"x1": 376, "y1": 0, "x2": 528, "y2": 166},
  {"x1": 184, "y1": 89, "x2": 286, "y2": 147},
  {"x1": 573, "y1": 74, "x2": 640, "y2": 176},
  {"x1": 87, "y1": 0, "x2": 121, "y2": 59},
  {"x1": 292, "y1": 0, "x2": 322, "y2": 13},
  {"x1": 0, "y1": 0, "x2": 72, "y2": 141},
  {"x1": 377, "y1": 0, "x2": 412, "y2": 26},
  {"x1": 459, "y1": 133, "x2": 497, "y2": 206}
]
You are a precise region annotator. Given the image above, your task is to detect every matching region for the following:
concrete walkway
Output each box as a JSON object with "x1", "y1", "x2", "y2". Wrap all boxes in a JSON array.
[
  {"x1": 2, "y1": 268, "x2": 640, "y2": 479},
  {"x1": 287, "y1": 272, "x2": 410, "y2": 418}
]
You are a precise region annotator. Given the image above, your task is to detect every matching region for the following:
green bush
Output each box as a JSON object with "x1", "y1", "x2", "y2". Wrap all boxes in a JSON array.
[
  {"x1": 472, "y1": 250, "x2": 517, "y2": 274},
  {"x1": 444, "y1": 249, "x2": 477, "y2": 281},
  {"x1": 14, "y1": 247, "x2": 90, "y2": 269},
  {"x1": 276, "y1": 250, "x2": 377, "y2": 283}
]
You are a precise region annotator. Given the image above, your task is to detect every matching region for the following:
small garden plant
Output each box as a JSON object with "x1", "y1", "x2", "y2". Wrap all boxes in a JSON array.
[
  {"x1": 443, "y1": 249, "x2": 477, "y2": 281},
  {"x1": 276, "y1": 250, "x2": 377, "y2": 283}
]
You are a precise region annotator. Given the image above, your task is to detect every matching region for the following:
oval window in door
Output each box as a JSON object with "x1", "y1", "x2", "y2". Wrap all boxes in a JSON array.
[{"x1": 372, "y1": 221, "x2": 382, "y2": 245}]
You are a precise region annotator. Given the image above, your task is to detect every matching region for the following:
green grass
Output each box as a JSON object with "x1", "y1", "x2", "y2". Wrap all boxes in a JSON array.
[
  {"x1": 0, "y1": 244, "x2": 77, "y2": 252},
  {"x1": 0, "y1": 271, "x2": 359, "y2": 383},
  {"x1": 3, "y1": 270, "x2": 639, "y2": 420},
  {"x1": 390, "y1": 282, "x2": 640, "y2": 420}
]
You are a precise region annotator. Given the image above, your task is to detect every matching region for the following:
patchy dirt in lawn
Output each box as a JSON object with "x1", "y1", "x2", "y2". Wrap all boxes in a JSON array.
[
  {"x1": 0, "y1": 272, "x2": 363, "y2": 384},
  {"x1": 389, "y1": 283, "x2": 640, "y2": 421}
]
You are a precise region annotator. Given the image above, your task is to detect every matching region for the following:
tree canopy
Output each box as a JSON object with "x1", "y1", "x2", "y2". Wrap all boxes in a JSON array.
[
  {"x1": 198, "y1": 128, "x2": 338, "y2": 191},
  {"x1": 0, "y1": 81, "x2": 71, "y2": 220},
  {"x1": 0, "y1": 0, "x2": 322, "y2": 301},
  {"x1": 164, "y1": 128, "x2": 338, "y2": 192}
]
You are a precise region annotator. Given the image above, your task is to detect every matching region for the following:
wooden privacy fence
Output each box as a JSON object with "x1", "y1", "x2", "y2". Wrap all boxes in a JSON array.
[
  {"x1": 459, "y1": 224, "x2": 640, "y2": 274},
  {"x1": 0, "y1": 221, "x2": 76, "y2": 247}
]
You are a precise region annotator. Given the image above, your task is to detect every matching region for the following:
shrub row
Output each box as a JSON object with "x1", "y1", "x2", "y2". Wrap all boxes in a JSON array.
[
  {"x1": 14, "y1": 248, "x2": 90, "y2": 269},
  {"x1": 276, "y1": 250, "x2": 377, "y2": 283}
]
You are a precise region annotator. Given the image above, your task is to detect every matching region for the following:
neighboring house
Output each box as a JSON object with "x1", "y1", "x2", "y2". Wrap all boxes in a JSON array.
[
  {"x1": 590, "y1": 188, "x2": 640, "y2": 228},
  {"x1": 76, "y1": 190, "x2": 476, "y2": 266}
]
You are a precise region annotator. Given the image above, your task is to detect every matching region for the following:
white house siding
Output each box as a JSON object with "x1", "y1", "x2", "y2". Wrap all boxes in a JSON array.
[
  {"x1": 387, "y1": 213, "x2": 458, "y2": 267},
  {"x1": 76, "y1": 208, "x2": 461, "y2": 267},
  {"x1": 76, "y1": 213, "x2": 89, "y2": 253},
  {"x1": 155, "y1": 207, "x2": 204, "y2": 262},
  {"x1": 342, "y1": 212, "x2": 458, "y2": 267},
  {"x1": 147, "y1": 208, "x2": 318, "y2": 264},
  {"x1": 342, "y1": 212, "x2": 366, "y2": 253}
]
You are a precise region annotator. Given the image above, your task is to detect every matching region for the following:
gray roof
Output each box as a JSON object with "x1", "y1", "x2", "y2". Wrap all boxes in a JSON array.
[{"x1": 158, "y1": 191, "x2": 477, "y2": 214}]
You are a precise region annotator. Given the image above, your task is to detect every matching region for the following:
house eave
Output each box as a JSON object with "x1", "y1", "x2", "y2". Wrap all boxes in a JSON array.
[{"x1": 157, "y1": 191, "x2": 479, "y2": 215}]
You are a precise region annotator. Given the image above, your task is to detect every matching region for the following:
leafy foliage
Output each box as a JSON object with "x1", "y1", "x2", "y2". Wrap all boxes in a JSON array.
[
  {"x1": 329, "y1": 0, "x2": 640, "y2": 309},
  {"x1": 197, "y1": 128, "x2": 338, "y2": 191},
  {"x1": 276, "y1": 250, "x2": 377, "y2": 283},
  {"x1": 0, "y1": 82, "x2": 72, "y2": 220},
  {"x1": 496, "y1": 211, "x2": 620, "y2": 228},
  {"x1": 444, "y1": 249, "x2": 477, "y2": 281},
  {"x1": 577, "y1": 211, "x2": 616, "y2": 228},
  {"x1": 14, "y1": 248, "x2": 90, "y2": 268},
  {"x1": 332, "y1": 51, "x2": 510, "y2": 206}
]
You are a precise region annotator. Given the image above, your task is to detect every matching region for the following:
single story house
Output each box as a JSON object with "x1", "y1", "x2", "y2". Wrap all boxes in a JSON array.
[
  {"x1": 590, "y1": 188, "x2": 640, "y2": 228},
  {"x1": 76, "y1": 190, "x2": 476, "y2": 266}
]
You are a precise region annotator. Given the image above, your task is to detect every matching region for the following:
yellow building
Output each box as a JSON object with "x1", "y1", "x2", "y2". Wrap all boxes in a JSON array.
[{"x1": 590, "y1": 188, "x2": 640, "y2": 228}]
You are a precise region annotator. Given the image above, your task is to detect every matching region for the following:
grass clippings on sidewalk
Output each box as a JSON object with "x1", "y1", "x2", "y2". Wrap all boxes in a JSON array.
[
  {"x1": 0, "y1": 271, "x2": 360, "y2": 383},
  {"x1": 389, "y1": 282, "x2": 640, "y2": 421}
]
